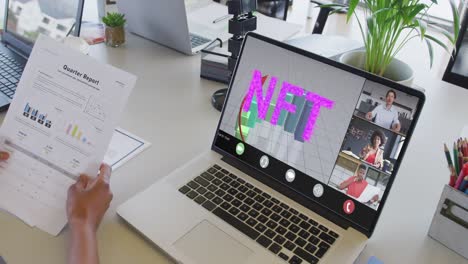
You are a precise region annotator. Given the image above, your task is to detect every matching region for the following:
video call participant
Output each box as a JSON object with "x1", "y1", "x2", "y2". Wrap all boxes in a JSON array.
[
  {"x1": 365, "y1": 89, "x2": 401, "y2": 132},
  {"x1": 0, "y1": 151, "x2": 113, "y2": 264},
  {"x1": 360, "y1": 130, "x2": 385, "y2": 169},
  {"x1": 338, "y1": 164, "x2": 379, "y2": 202}
]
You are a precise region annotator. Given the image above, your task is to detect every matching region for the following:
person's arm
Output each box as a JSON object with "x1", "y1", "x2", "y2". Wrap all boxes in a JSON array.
[
  {"x1": 69, "y1": 223, "x2": 99, "y2": 264},
  {"x1": 67, "y1": 164, "x2": 113, "y2": 264},
  {"x1": 375, "y1": 149, "x2": 384, "y2": 168},
  {"x1": 365, "y1": 105, "x2": 379, "y2": 121},
  {"x1": 339, "y1": 177, "x2": 355, "y2": 190},
  {"x1": 391, "y1": 112, "x2": 401, "y2": 132},
  {"x1": 360, "y1": 145, "x2": 370, "y2": 159},
  {"x1": 392, "y1": 122, "x2": 401, "y2": 132}
]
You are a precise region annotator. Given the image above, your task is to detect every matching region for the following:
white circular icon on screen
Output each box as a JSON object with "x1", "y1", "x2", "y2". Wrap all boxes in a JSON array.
[
  {"x1": 259, "y1": 155, "x2": 269, "y2": 168},
  {"x1": 285, "y1": 169, "x2": 295, "y2": 182},
  {"x1": 313, "y1": 184, "x2": 324, "y2": 198}
]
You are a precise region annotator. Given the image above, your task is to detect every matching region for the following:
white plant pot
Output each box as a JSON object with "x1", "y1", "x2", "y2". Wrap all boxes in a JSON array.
[{"x1": 339, "y1": 50, "x2": 414, "y2": 87}]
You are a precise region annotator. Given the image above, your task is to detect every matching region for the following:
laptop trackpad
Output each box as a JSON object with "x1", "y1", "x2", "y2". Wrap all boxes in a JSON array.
[{"x1": 174, "y1": 220, "x2": 253, "y2": 264}]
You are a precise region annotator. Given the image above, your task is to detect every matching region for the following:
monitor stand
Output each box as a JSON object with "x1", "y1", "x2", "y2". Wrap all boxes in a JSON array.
[{"x1": 211, "y1": 88, "x2": 228, "y2": 112}]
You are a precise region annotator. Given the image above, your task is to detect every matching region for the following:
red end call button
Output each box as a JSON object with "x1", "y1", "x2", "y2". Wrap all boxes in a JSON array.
[{"x1": 343, "y1": 200, "x2": 355, "y2": 215}]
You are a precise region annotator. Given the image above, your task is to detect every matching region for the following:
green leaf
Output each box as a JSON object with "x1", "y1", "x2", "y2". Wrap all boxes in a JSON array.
[
  {"x1": 346, "y1": 0, "x2": 360, "y2": 23},
  {"x1": 406, "y1": 4, "x2": 427, "y2": 23},
  {"x1": 372, "y1": 7, "x2": 396, "y2": 17},
  {"x1": 102, "y1": 12, "x2": 126, "y2": 27},
  {"x1": 449, "y1": 0, "x2": 460, "y2": 43},
  {"x1": 367, "y1": 15, "x2": 375, "y2": 34},
  {"x1": 425, "y1": 34, "x2": 451, "y2": 54},
  {"x1": 416, "y1": 19, "x2": 427, "y2": 39},
  {"x1": 329, "y1": 8, "x2": 346, "y2": 16},
  {"x1": 428, "y1": 24, "x2": 455, "y2": 43},
  {"x1": 318, "y1": 4, "x2": 347, "y2": 16},
  {"x1": 425, "y1": 38, "x2": 434, "y2": 68}
]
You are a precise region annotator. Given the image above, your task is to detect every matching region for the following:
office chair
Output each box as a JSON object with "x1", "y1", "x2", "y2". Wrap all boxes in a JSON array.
[{"x1": 256, "y1": 0, "x2": 290, "y2": 20}]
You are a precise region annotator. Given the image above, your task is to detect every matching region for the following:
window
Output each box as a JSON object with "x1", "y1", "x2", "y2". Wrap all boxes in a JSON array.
[
  {"x1": 42, "y1": 17, "x2": 50, "y2": 24},
  {"x1": 56, "y1": 24, "x2": 67, "y2": 32},
  {"x1": 422, "y1": 0, "x2": 462, "y2": 22},
  {"x1": 37, "y1": 27, "x2": 50, "y2": 36}
]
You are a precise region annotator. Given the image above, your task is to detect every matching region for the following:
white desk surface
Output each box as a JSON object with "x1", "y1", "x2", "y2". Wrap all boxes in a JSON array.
[{"x1": 0, "y1": 33, "x2": 467, "y2": 264}]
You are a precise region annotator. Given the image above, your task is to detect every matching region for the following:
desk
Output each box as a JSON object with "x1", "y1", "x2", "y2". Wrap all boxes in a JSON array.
[
  {"x1": 337, "y1": 152, "x2": 362, "y2": 173},
  {"x1": 1, "y1": 33, "x2": 468, "y2": 264}
]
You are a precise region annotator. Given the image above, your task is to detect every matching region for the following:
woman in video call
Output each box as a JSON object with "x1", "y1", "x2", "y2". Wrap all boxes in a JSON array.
[{"x1": 360, "y1": 130, "x2": 385, "y2": 169}]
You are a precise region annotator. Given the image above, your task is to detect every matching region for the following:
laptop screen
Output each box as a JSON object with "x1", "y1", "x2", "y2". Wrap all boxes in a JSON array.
[
  {"x1": 214, "y1": 34, "x2": 423, "y2": 233},
  {"x1": 6, "y1": 0, "x2": 80, "y2": 45}
]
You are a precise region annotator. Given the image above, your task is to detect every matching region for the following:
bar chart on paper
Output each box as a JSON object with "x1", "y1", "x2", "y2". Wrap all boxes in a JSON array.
[
  {"x1": 65, "y1": 123, "x2": 92, "y2": 146},
  {"x1": 23, "y1": 103, "x2": 53, "y2": 128}
]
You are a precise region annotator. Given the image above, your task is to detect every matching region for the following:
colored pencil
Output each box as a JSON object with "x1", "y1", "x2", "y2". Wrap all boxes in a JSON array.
[
  {"x1": 462, "y1": 140, "x2": 468, "y2": 157},
  {"x1": 454, "y1": 164, "x2": 467, "y2": 189},
  {"x1": 458, "y1": 151, "x2": 464, "y2": 174},
  {"x1": 454, "y1": 142, "x2": 460, "y2": 176},
  {"x1": 444, "y1": 143, "x2": 454, "y2": 167},
  {"x1": 449, "y1": 174, "x2": 457, "y2": 187},
  {"x1": 459, "y1": 176, "x2": 468, "y2": 191}
]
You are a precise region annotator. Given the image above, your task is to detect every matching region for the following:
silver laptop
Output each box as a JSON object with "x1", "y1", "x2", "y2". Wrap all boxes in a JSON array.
[
  {"x1": 117, "y1": 0, "x2": 215, "y2": 55},
  {"x1": 0, "y1": 0, "x2": 83, "y2": 111},
  {"x1": 118, "y1": 33, "x2": 425, "y2": 264}
]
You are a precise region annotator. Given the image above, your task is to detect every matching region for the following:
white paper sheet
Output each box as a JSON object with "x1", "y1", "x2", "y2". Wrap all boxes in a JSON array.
[
  {"x1": 0, "y1": 35, "x2": 136, "y2": 236},
  {"x1": 255, "y1": 13, "x2": 302, "y2": 41},
  {"x1": 104, "y1": 128, "x2": 151, "y2": 171},
  {"x1": 187, "y1": 2, "x2": 302, "y2": 42},
  {"x1": 357, "y1": 184, "x2": 380, "y2": 203},
  {"x1": 187, "y1": 2, "x2": 232, "y2": 41}
]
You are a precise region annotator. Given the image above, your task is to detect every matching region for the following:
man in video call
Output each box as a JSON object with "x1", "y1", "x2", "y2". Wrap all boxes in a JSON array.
[
  {"x1": 365, "y1": 89, "x2": 401, "y2": 132},
  {"x1": 338, "y1": 164, "x2": 379, "y2": 202}
]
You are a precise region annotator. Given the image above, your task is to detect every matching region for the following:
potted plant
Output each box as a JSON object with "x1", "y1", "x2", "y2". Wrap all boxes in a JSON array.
[
  {"x1": 326, "y1": 0, "x2": 460, "y2": 86},
  {"x1": 102, "y1": 12, "x2": 127, "y2": 47}
]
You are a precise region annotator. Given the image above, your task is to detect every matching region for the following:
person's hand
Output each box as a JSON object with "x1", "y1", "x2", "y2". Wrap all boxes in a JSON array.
[
  {"x1": 360, "y1": 146, "x2": 370, "y2": 158},
  {"x1": 365, "y1": 112, "x2": 373, "y2": 120},
  {"x1": 67, "y1": 164, "x2": 113, "y2": 232},
  {"x1": 0, "y1": 151, "x2": 9, "y2": 161}
]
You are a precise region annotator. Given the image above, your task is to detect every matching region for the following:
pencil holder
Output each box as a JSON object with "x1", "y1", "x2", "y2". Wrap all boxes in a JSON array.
[{"x1": 428, "y1": 185, "x2": 468, "y2": 259}]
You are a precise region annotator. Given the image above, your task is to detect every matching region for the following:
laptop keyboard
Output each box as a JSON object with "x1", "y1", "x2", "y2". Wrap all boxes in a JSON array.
[
  {"x1": 0, "y1": 51, "x2": 23, "y2": 99},
  {"x1": 189, "y1": 34, "x2": 211, "y2": 48},
  {"x1": 179, "y1": 164, "x2": 340, "y2": 264}
]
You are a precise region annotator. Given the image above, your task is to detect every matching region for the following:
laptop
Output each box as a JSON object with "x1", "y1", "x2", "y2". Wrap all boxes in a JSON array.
[
  {"x1": 117, "y1": 0, "x2": 217, "y2": 55},
  {"x1": 0, "y1": 0, "x2": 84, "y2": 111},
  {"x1": 118, "y1": 33, "x2": 425, "y2": 264}
]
